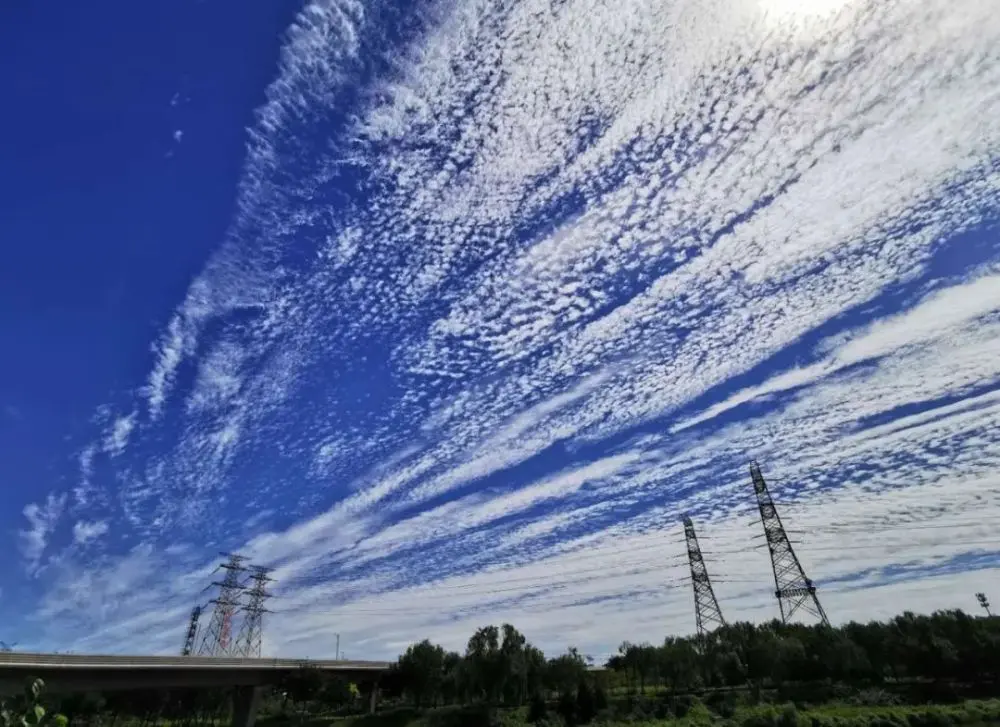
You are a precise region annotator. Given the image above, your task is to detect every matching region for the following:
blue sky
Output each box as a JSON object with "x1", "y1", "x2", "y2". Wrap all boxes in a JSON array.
[{"x1": 2, "y1": 0, "x2": 999, "y2": 660}]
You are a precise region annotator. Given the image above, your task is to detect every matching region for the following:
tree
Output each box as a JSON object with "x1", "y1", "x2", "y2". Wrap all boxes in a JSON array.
[
  {"x1": 397, "y1": 639, "x2": 447, "y2": 708},
  {"x1": 282, "y1": 665, "x2": 324, "y2": 716},
  {"x1": 465, "y1": 626, "x2": 504, "y2": 703},
  {"x1": 500, "y1": 623, "x2": 529, "y2": 706},
  {"x1": 660, "y1": 637, "x2": 699, "y2": 693},
  {"x1": 441, "y1": 651, "x2": 466, "y2": 705},
  {"x1": 546, "y1": 648, "x2": 587, "y2": 697},
  {"x1": 316, "y1": 675, "x2": 356, "y2": 712}
]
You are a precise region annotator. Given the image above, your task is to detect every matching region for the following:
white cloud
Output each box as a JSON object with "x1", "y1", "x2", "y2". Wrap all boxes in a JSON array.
[
  {"x1": 674, "y1": 269, "x2": 1000, "y2": 432},
  {"x1": 173, "y1": 130, "x2": 184, "y2": 144},
  {"x1": 72, "y1": 520, "x2": 110, "y2": 546},
  {"x1": 18, "y1": 494, "x2": 67, "y2": 571},
  {"x1": 103, "y1": 412, "x2": 136, "y2": 457}
]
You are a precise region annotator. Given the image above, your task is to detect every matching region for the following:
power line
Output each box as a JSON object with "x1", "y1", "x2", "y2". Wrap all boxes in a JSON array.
[
  {"x1": 272, "y1": 570, "x2": 704, "y2": 616},
  {"x1": 284, "y1": 551, "x2": 691, "y2": 596},
  {"x1": 265, "y1": 537, "x2": 1000, "y2": 619},
  {"x1": 701, "y1": 537, "x2": 1000, "y2": 556}
]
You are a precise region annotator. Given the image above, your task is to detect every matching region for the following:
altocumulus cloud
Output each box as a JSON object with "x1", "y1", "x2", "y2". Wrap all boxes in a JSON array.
[{"x1": 14, "y1": 0, "x2": 1000, "y2": 658}]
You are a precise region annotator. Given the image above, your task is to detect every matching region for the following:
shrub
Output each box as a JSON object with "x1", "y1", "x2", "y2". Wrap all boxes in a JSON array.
[
  {"x1": 852, "y1": 690, "x2": 900, "y2": 708},
  {"x1": 688, "y1": 699, "x2": 716, "y2": 725},
  {"x1": 626, "y1": 698, "x2": 650, "y2": 724},
  {"x1": 557, "y1": 691, "x2": 577, "y2": 727},
  {"x1": 592, "y1": 685, "x2": 608, "y2": 713},
  {"x1": 425, "y1": 704, "x2": 497, "y2": 727},
  {"x1": 674, "y1": 694, "x2": 697, "y2": 719},
  {"x1": 653, "y1": 699, "x2": 672, "y2": 721},
  {"x1": 707, "y1": 692, "x2": 738, "y2": 719},
  {"x1": 0, "y1": 678, "x2": 66, "y2": 727},
  {"x1": 778, "y1": 703, "x2": 800, "y2": 727},
  {"x1": 577, "y1": 681, "x2": 596, "y2": 725},
  {"x1": 744, "y1": 706, "x2": 780, "y2": 727}
]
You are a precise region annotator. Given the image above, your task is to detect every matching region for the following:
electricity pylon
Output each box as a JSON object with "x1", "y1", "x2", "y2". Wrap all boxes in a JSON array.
[
  {"x1": 235, "y1": 566, "x2": 273, "y2": 658},
  {"x1": 197, "y1": 553, "x2": 248, "y2": 656},
  {"x1": 750, "y1": 461, "x2": 830, "y2": 626},
  {"x1": 181, "y1": 605, "x2": 202, "y2": 656},
  {"x1": 683, "y1": 516, "x2": 727, "y2": 639}
]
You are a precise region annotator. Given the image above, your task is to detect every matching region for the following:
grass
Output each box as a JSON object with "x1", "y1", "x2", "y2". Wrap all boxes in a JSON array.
[{"x1": 281, "y1": 698, "x2": 1000, "y2": 727}]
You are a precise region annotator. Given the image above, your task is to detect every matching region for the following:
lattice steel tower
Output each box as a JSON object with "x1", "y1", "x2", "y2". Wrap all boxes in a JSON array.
[
  {"x1": 181, "y1": 605, "x2": 202, "y2": 656},
  {"x1": 197, "y1": 553, "x2": 248, "y2": 656},
  {"x1": 683, "y1": 516, "x2": 727, "y2": 639},
  {"x1": 235, "y1": 566, "x2": 273, "y2": 658},
  {"x1": 750, "y1": 461, "x2": 829, "y2": 625}
]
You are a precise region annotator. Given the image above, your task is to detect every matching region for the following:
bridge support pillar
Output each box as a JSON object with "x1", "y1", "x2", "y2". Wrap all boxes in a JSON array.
[{"x1": 231, "y1": 685, "x2": 263, "y2": 727}]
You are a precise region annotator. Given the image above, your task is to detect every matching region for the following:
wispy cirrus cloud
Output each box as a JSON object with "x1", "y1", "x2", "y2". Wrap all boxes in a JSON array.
[{"x1": 18, "y1": 494, "x2": 67, "y2": 572}]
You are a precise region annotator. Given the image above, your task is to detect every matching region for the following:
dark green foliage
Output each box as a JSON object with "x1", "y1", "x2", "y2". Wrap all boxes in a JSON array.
[
  {"x1": 778, "y1": 703, "x2": 801, "y2": 727},
  {"x1": 317, "y1": 675, "x2": 356, "y2": 710},
  {"x1": 592, "y1": 684, "x2": 608, "y2": 713},
  {"x1": 556, "y1": 690, "x2": 577, "y2": 726},
  {"x1": 398, "y1": 640, "x2": 448, "y2": 708},
  {"x1": 603, "y1": 610, "x2": 1000, "y2": 695},
  {"x1": 13, "y1": 610, "x2": 1000, "y2": 727},
  {"x1": 706, "y1": 691, "x2": 738, "y2": 719},
  {"x1": 673, "y1": 694, "x2": 698, "y2": 719},
  {"x1": 527, "y1": 693, "x2": 548, "y2": 723},
  {"x1": 575, "y1": 680, "x2": 595, "y2": 725},
  {"x1": 743, "y1": 705, "x2": 779, "y2": 727},
  {"x1": 851, "y1": 689, "x2": 899, "y2": 708},
  {"x1": 545, "y1": 649, "x2": 588, "y2": 697},
  {"x1": 282, "y1": 664, "x2": 324, "y2": 706},
  {"x1": 423, "y1": 703, "x2": 499, "y2": 727},
  {"x1": 1, "y1": 679, "x2": 66, "y2": 727}
]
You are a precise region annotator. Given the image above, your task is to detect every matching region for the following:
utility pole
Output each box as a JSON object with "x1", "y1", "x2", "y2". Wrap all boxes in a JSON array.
[
  {"x1": 235, "y1": 565, "x2": 273, "y2": 658},
  {"x1": 181, "y1": 606, "x2": 202, "y2": 656},
  {"x1": 683, "y1": 516, "x2": 727, "y2": 640},
  {"x1": 198, "y1": 553, "x2": 248, "y2": 656},
  {"x1": 977, "y1": 592, "x2": 993, "y2": 616},
  {"x1": 750, "y1": 461, "x2": 830, "y2": 626}
]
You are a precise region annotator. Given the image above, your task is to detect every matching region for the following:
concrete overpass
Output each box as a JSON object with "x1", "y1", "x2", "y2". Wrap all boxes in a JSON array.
[{"x1": 0, "y1": 653, "x2": 392, "y2": 727}]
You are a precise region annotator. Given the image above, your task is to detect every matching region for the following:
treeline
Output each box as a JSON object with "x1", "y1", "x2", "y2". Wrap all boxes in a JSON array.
[
  {"x1": 382, "y1": 610, "x2": 1000, "y2": 713},
  {"x1": 383, "y1": 624, "x2": 593, "y2": 708},
  {"x1": 606, "y1": 609, "x2": 1000, "y2": 693}
]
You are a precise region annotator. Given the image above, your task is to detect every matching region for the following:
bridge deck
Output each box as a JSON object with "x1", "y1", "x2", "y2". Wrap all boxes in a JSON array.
[{"x1": 0, "y1": 653, "x2": 390, "y2": 671}]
